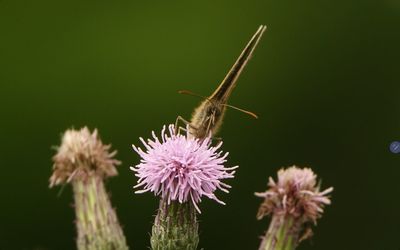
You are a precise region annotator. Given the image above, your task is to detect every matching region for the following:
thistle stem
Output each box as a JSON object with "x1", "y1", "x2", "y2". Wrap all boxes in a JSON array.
[
  {"x1": 260, "y1": 215, "x2": 300, "y2": 250},
  {"x1": 73, "y1": 175, "x2": 128, "y2": 250},
  {"x1": 151, "y1": 199, "x2": 199, "y2": 250}
]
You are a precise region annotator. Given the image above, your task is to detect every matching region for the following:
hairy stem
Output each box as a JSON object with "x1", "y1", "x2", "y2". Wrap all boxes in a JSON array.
[
  {"x1": 73, "y1": 175, "x2": 128, "y2": 250},
  {"x1": 151, "y1": 199, "x2": 199, "y2": 250},
  {"x1": 259, "y1": 215, "x2": 300, "y2": 250}
]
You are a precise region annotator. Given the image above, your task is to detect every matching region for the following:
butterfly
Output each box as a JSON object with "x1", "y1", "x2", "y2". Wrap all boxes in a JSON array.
[{"x1": 176, "y1": 25, "x2": 267, "y2": 139}]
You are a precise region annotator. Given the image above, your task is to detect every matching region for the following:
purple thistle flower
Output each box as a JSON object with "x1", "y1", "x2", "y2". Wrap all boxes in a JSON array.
[
  {"x1": 50, "y1": 127, "x2": 128, "y2": 250},
  {"x1": 255, "y1": 166, "x2": 333, "y2": 250},
  {"x1": 50, "y1": 127, "x2": 120, "y2": 186},
  {"x1": 255, "y1": 166, "x2": 333, "y2": 224},
  {"x1": 131, "y1": 124, "x2": 238, "y2": 213}
]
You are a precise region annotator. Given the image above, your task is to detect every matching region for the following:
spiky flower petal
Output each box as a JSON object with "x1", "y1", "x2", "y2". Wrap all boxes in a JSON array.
[{"x1": 131, "y1": 124, "x2": 238, "y2": 213}]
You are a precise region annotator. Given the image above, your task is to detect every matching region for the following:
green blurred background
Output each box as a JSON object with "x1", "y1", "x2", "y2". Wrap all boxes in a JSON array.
[{"x1": 0, "y1": 0, "x2": 399, "y2": 249}]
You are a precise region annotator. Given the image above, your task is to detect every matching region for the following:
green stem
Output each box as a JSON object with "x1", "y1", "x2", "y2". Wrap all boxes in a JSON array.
[
  {"x1": 151, "y1": 199, "x2": 199, "y2": 250},
  {"x1": 73, "y1": 175, "x2": 128, "y2": 250},
  {"x1": 260, "y1": 215, "x2": 300, "y2": 250}
]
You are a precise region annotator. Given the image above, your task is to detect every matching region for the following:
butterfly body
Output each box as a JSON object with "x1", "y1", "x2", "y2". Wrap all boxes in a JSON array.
[{"x1": 189, "y1": 99, "x2": 226, "y2": 138}]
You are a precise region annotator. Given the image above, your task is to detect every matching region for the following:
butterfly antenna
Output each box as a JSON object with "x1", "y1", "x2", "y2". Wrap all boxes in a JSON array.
[
  {"x1": 220, "y1": 103, "x2": 258, "y2": 119},
  {"x1": 178, "y1": 90, "x2": 213, "y2": 104}
]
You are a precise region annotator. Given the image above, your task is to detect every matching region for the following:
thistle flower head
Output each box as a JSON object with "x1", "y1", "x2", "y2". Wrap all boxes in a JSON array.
[
  {"x1": 131, "y1": 124, "x2": 238, "y2": 213},
  {"x1": 255, "y1": 166, "x2": 333, "y2": 224},
  {"x1": 50, "y1": 127, "x2": 120, "y2": 187}
]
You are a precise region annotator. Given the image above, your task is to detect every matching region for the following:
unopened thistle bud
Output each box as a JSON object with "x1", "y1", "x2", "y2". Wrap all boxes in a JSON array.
[
  {"x1": 50, "y1": 127, "x2": 128, "y2": 250},
  {"x1": 131, "y1": 125, "x2": 237, "y2": 250},
  {"x1": 255, "y1": 166, "x2": 333, "y2": 250}
]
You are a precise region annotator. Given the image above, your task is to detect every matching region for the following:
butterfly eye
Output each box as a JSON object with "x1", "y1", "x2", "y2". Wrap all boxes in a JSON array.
[{"x1": 206, "y1": 106, "x2": 214, "y2": 116}]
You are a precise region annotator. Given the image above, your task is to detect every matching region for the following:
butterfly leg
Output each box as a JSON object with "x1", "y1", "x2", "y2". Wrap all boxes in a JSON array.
[
  {"x1": 212, "y1": 136, "x2": 222, "y2": 141},
  {"x1": 177, "y1": 126, "x2": 187, "y2": 135},
  {"x1": 175, "y1": 116, "x2": 198, "y2": 135}
]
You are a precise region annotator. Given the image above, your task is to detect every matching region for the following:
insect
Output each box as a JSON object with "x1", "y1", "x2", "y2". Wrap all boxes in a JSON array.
[{"x1": 176, "y1": 25, "x2": 267, "y2": 139}]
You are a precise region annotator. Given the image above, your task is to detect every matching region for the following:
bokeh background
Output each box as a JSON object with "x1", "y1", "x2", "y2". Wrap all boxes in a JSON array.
[{"x1": 0, "y1": 0, "x2": 399, "y2": 249}]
